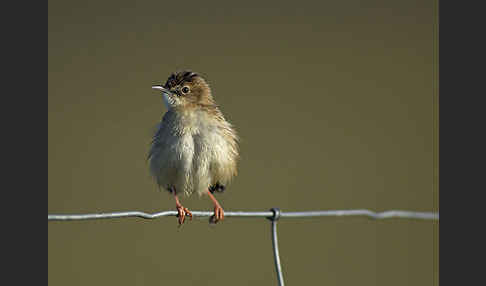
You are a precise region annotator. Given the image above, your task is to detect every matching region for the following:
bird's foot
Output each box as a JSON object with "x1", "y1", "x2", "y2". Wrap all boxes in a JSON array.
[
  {"x1": 176, "y1": 205, "x2": 193, "y2": 225},
  {"x1": 209, "y1": 205, "x2": 224, "y2": 224}
]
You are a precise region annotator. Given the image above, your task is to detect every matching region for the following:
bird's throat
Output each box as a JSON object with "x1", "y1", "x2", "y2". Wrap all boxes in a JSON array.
[{"x1": 162, "y1": 93, "x2": 173, "y2": 110}]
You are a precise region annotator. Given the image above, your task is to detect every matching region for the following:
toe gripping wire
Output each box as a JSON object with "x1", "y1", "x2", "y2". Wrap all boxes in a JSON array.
[{"x1": 268, "y1": 208, "x2": 284, "y2": 286}]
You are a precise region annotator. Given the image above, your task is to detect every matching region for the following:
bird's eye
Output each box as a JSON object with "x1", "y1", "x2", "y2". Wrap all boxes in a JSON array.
[{"x1": 181, "y1": 86, "x2": 190, "y2": 94}]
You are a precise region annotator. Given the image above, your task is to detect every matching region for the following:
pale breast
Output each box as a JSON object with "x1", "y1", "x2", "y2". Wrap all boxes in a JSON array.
[
  {"x1": 149, "y1": 108, "x2": 238, "y2": 196},
  {"x1": 149, "y1": 112, "x2": 195, "y2": 194}
]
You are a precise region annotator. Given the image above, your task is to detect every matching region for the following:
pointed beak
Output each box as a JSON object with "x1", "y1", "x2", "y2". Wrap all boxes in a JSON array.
[
  {"x1": 152, "y1": 85, "x2": 174, "y2": 109},
  {"x1": 152, "y1": 85, "x2": 168, "y2": 92}
]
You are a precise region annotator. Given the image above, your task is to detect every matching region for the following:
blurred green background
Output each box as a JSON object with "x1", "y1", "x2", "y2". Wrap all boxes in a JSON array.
[{"x1": 48, "y1": 0, "x2": 438, "y2": 285}]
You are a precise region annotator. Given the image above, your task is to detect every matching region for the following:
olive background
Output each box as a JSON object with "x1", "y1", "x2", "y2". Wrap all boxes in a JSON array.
[{"x1": 48, "y1": 0, "x2": 438, "y2": 285}]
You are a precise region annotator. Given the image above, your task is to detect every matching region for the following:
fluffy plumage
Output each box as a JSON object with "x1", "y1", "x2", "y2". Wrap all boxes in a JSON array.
[{"x1": 148, "y1": 71, "x2": 239, "y2": 197}]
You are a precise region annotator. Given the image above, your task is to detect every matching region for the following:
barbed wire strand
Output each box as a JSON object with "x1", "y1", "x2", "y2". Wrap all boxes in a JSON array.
[{"x1": 48, "y1": 209, "x2": 438, "y2": 286}]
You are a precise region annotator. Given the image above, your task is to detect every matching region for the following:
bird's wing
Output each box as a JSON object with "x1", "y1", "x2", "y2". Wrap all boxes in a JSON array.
[{"x1": 147, "y1": 112, "x2": 172, "y2": 161}]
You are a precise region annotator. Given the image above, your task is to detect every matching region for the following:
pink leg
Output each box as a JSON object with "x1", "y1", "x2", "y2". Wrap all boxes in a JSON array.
[
  {"x1": 207, "y1": 190, "x2": 224, "y2": 223},
  {"x1": 174, "y1": 194, "x2": 192, "y2": 225}
]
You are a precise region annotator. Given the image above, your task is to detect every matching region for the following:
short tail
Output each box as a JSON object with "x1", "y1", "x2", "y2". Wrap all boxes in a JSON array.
[{"x1": 209, "y1": 182, "x2": 226, "y2": 193}]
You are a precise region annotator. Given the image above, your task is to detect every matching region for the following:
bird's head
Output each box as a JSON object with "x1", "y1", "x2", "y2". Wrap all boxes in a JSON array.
[{"x1": 152, "y1": 70, "x2": 215, "y2": 110}]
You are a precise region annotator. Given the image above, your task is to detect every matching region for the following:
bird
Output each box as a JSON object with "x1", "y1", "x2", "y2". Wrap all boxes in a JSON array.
[{"x1": 149, "y1": 70, "x2": 239, "y2": 225}]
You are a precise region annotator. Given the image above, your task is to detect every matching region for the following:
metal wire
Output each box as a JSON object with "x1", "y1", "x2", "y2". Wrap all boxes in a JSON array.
[
  {"x1": 268, "y1": 208, "x2": 285, "y2": 286},
  {"x1": 48, "y1": 208, "x2": 438, "y2": 286},
  {"x1": 48, "y1": 209, "x2": 438, "y2": 221},
  {"x1": 271, "y1": 219, "x2": 284, "y2": 286}
]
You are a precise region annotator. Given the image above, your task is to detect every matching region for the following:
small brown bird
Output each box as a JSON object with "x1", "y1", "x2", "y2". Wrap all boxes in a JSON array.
[{"x1": 149, "y1": 70, "x2": 239, "y2": 225}]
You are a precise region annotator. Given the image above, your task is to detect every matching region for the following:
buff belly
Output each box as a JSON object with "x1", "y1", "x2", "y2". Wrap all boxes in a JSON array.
[{"x1": 150, "y1": 122, "x2": 235, "y2": 197}]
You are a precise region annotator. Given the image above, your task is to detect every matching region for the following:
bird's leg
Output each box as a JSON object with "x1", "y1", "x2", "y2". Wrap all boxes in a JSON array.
[
  {"x1": 174, "y1": 193, "x2": 192, "y2": 225},
  {"x1": 207, "y1": 190, "x2": 224, "y2": 223}
]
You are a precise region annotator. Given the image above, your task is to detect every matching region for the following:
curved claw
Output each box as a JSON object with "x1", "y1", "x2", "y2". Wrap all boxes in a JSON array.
[
  {"x1": 176, "y1": 206, "x2": 193, "y2": 225},
  {"x1": 210, "y1": 205, "x2": 225, "y2": 224}
]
